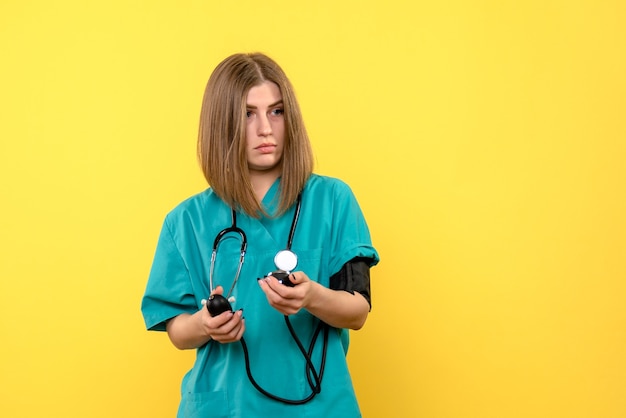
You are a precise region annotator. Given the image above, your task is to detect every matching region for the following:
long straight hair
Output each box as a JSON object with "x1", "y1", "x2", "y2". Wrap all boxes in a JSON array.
[{"x1": 197, "y1": 53, "x2": 314, "y2": 218}]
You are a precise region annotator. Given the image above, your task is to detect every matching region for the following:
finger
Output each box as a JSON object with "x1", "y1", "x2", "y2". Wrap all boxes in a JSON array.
[
  {"x1": 258, "y1": 279, "x2": 287, "y2": 308},
  {"x1": 223, "y1": 309, "x2": 243, "y2": 330},
  {"x1": 265, "y1": 275, "x2": 294, "y2": 297},
  {"x1": 207, "y1": 310, "x2": 234, "y2": 329},
  {"x1": 264, "y1": 275, "x2": 282, "y2": 291},
  {"x1": 210, "y1": 316, "x2": 239, "y2": 341},
  {"x1": 257, "y1": 276, "x2": 271, "y2": 295},
  {"x1": 286, "y1": 273, "x2": 298, "y2": 286},
  {"x1": 234, "y1": 317, "x2": 246, "y2": 341},
  {"x1": 289, "y1": 271, "x2": 310, "y2": 285},
  {"x1": 220, "y1": 310, "x2": 244, "y2": 340},
  {"x1": 258, "y1": 277, "x2": 302, "y2": 315},
  {"x1": 258, "y1": 276, "x2": 282, "y2": 297}
]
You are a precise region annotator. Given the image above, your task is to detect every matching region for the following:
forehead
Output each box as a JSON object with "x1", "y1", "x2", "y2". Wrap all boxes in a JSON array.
[{"x1": 246, "y1": 81, "x2": 282, "y2": 105}]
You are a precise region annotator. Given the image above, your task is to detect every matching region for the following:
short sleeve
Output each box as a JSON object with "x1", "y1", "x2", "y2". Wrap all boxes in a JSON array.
[
  {"x1": 328, "y1": 181, "x2": 379, "y2": 275},
  {"x1": 141, "y1": 217, "x2": 198, "y2": 331}
]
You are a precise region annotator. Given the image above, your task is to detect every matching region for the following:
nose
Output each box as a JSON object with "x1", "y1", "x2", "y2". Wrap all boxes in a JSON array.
[{"x1": 257, "y1": 114, "x2": 272, "y2": 137}]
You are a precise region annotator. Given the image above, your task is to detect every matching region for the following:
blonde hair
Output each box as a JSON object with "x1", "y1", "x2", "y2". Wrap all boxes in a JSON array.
[{"x1": 197, "y1": 53, "x2": 314, "y2": 218}]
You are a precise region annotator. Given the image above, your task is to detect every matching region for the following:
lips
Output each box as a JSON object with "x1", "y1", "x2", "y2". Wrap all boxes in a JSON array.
[{"x1": 255, "y1": 143, "x2": 276, "y2": 154}]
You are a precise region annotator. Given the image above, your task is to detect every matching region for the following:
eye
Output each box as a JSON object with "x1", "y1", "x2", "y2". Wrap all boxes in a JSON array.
[
  {"x1": 271, "y1": 108, "x2": 284, "y2": 116},
  {"x1": 246, "y1": 110, "x2": 253, "y2": 118}
]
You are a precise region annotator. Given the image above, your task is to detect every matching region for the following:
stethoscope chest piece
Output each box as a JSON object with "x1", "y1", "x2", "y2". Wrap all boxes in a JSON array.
[{"x1": 274, "y1": 249, "x2": 298, "y2": 272}]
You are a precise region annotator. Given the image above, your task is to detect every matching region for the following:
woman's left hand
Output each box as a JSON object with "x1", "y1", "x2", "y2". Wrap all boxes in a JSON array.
[{"x1": 257, "y1": 271, "x2": 316, "y2": 315}]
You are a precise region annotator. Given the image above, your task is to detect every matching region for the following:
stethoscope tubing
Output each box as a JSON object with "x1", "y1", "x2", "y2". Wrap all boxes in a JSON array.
[
  {"x1": 207, "y1": 194, "x2": 329, "y2": 404},
  {"x1": 209, "y1": 215, "x2": 247, "y2": 298}
]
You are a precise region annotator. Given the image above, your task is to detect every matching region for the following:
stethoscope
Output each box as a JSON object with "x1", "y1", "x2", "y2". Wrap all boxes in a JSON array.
[
  {"x1": 205, "y1": 194, "x2": 329, "y2": 405},
  {"x1": 208, "y1": 194, "x2": 302, "y2": 300}
]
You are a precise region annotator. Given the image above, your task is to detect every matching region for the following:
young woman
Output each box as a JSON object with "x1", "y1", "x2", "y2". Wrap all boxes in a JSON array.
[{"x1": 141, "y1": 52, "x2": 379, "y2": 417}]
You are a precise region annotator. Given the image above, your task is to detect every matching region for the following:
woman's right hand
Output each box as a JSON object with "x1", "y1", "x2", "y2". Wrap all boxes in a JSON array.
[
  {"x1": 166, "y1": 286, "x2": 245, "y2": 349},
  {"x1": 200, "y1": 286, "x2": 245, "y2": 344}
]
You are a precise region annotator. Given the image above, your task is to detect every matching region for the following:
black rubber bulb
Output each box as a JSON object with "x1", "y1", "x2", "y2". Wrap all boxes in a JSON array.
[
  {"x1": 207, "y1": 294, "x2": 232, "y2": 316},
  {"x1": 272, "y1": 270, "x2": 295, "y2": 287}
]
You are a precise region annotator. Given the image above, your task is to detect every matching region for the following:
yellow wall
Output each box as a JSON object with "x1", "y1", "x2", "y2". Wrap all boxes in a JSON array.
[{"x1": 1, "y1": 1, "x2": 624, "y2": 417}]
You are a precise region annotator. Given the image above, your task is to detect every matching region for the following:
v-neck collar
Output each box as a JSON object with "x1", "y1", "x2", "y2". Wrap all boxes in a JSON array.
[{"x1": 260, "y1": 177, "x2": 281, "y2": 215}]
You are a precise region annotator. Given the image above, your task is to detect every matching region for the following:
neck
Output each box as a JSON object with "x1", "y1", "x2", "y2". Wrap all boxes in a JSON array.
[{"x1": 249, "y1": 170, "x2": 280, "y2": 202}]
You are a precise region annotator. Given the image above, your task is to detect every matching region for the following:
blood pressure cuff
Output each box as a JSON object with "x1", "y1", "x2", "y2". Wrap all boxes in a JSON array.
[{"x1": 329, "y1": 257, "x2": 372, "y2": 309}]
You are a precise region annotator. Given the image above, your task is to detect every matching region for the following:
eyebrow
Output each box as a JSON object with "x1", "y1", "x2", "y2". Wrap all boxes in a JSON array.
[{"x1": 246, "y1": 100, "x2": 284, "y2": 109}]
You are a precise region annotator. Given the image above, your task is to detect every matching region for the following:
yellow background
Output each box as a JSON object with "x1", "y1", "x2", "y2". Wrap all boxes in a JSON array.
[{"x1": 1, "y1": 1, "x2": 624, "y2": 417}]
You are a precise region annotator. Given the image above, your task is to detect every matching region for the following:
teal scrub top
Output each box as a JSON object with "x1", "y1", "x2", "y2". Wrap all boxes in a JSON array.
[{"x1": 141, "y1": 174, "x2": 379, "y2": 418}]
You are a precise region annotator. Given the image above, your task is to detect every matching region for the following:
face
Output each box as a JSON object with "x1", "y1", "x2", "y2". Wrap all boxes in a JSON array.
[{"x1": 245, "y1": 81, "x2": 285, "y2": 178}]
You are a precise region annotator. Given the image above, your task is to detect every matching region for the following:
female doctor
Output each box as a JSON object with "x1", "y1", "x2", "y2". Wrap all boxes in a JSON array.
[{"x1": 141, "y1": 52, "x2": 379, "y2": 418}]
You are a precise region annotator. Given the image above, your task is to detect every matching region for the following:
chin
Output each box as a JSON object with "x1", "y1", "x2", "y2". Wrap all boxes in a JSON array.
[{"x1": 249, "y1": 163, "x2": 281, "y2": 174}]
